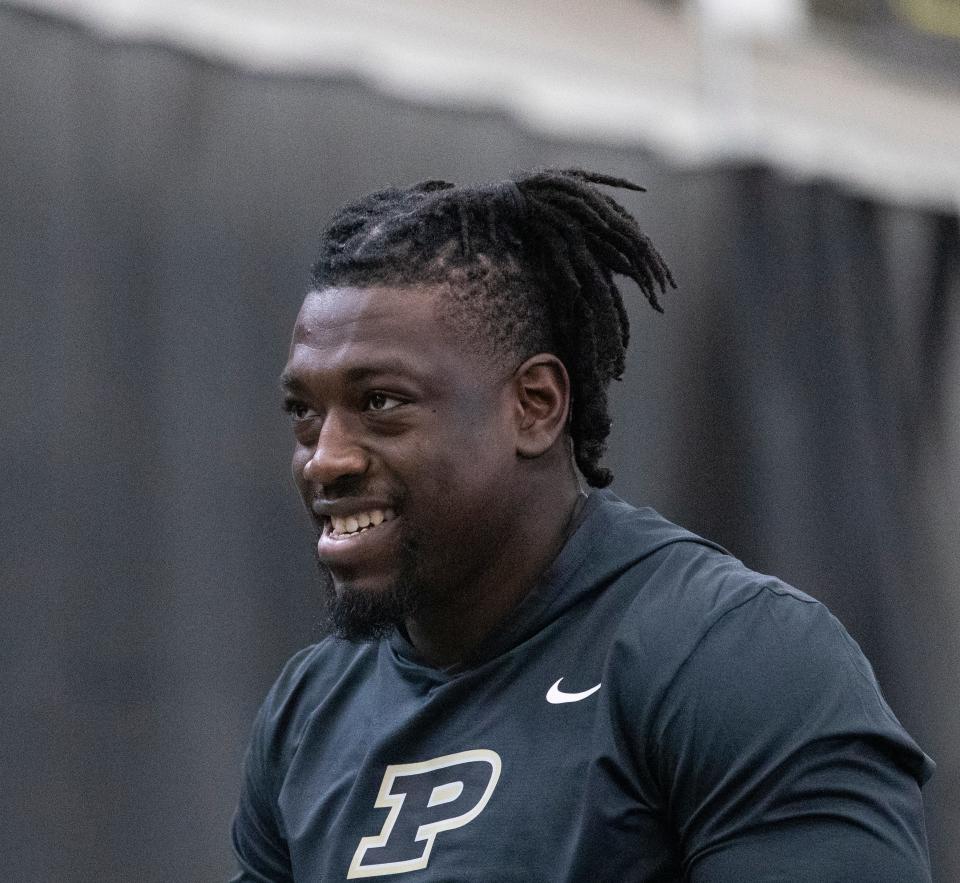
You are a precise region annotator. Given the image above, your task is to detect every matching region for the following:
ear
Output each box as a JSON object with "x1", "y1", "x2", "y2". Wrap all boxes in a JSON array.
[{"x1": 511, "y1": 354, "x2": 571, "y2": 459}]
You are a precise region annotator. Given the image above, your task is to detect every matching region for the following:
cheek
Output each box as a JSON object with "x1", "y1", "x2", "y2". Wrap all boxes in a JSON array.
[
  {"x1": 391, "y1": 396, "x2": 516, "y2": 506},
  {"x1": 414, "y1": 434, "x2": 516, "y2": 516}
]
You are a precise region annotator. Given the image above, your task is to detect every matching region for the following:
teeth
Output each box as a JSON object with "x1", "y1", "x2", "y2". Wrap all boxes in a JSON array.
[{"x1": 329, "y1": 508, "x2": 396, "y2": 537}]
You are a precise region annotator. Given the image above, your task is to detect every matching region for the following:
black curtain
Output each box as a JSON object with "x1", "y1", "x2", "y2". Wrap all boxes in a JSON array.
[{"x1": 2, "y1": 6, "x2": 957, "y2": 881}]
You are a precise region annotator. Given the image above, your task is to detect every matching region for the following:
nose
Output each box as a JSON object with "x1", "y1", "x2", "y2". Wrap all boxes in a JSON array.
[{"x1": 301, "y1": 413, "x2": 369, "y2": 486}]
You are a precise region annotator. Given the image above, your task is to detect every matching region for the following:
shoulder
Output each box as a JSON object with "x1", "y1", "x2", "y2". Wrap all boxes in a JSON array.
[
  {"x1": 605, "y1": 519, "x2": 856, "y2": 704},
  {"x1": 583, "y1": 497, "x2": 811, "y2": 662},
  {"x1": 578, "y1": 495, "x2": 827, "y2": 681},
  {"x1": 602, "y1": 535, "x2": 934, "y2": 876},
  {"x1": 619, "y1": 532, "x2": 826, "y2": 672},
  {"x1": 598, "y1": 523, "x2": 933, "y2": 786}
]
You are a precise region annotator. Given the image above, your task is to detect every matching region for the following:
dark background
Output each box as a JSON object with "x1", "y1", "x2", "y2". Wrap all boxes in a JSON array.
[{"x1": 2, "y1": 6, "x2": 958, "y2": 881}]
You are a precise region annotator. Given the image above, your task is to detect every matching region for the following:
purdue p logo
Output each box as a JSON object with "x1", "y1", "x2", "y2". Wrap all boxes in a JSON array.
[{"x1": 347, "y1": 749, "x2": 502, "y2": 878}]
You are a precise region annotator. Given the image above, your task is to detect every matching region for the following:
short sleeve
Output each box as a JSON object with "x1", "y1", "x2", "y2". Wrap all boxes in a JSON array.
[
  {"x1": 230, "y1": 647, "x2": 318, "y2": 883},
  {"x1": 229, "y1": 703, "x2": 293, "y2": 882},
  {"x1": 652, "y1": 586, "x2": 934, "y2": 882}
]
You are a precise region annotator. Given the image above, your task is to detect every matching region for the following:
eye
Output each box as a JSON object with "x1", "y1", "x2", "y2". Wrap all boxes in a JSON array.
[
  {"x1": 365, "y1": 392, "x2": 403, "y2": 412},
  {"x1": 282, "y1": 399, "x2": 318, "y2": 422}
]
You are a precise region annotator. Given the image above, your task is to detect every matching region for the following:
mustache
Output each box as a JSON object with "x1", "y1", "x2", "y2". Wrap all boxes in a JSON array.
[
  {"x1": 307, "y1": 485, "x2": 406, "y2": 531},
  {"x1": 315, "y1": 473, "x2": 406, "y2": 505}
]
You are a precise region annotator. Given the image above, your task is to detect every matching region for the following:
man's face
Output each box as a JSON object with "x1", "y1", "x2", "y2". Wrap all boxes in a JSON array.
[{"x1": 281, "y1": 284, "x2": 522, "y2": 640}]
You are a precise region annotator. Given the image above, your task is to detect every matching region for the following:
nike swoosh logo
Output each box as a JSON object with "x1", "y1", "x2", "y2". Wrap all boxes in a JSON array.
[{"x1": 546, "y1": 678, "x2": 602, "y2": 704}]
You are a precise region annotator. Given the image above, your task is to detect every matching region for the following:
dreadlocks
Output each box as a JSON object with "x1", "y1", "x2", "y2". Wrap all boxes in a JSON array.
[{"x1": 311, "y1": 168, "x2": 674, "y2": 488}]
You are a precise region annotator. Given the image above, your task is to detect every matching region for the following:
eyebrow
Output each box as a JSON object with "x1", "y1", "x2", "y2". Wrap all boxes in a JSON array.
[
  {"x1": 278, "y1": 371, "x2": 307, "y2": 394},
  {"x1": 279, "y1": 359, "x2": 426, "y2": 393}
]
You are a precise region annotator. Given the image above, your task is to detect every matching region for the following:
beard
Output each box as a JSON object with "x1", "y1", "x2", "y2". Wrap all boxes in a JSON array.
[{"x1": 315, "y1": 537, "x2": 427, "y2": 642}]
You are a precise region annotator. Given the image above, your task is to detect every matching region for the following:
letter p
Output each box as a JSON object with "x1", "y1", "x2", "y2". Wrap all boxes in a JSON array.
[{"x1": 347, "y1": 749, "x2": 502, "y2": 878}]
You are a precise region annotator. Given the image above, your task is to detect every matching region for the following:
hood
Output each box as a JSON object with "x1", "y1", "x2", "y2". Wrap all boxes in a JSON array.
[{"x1": 389, "y1": 489, "x2": 729, "y2": 673}]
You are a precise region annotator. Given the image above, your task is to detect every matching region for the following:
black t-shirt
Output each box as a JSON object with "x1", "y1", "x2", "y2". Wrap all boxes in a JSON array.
[{"x1": 231, "y1": 491, "x2": 934, "y2": 881}]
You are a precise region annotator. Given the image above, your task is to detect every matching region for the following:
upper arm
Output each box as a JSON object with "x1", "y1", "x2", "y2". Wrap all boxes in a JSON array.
[
  {"x1": 230, "y1": 647, "x2": 322, "y2": 883},
  {"x1": 230, "y1": 696, "x2": 294, "y2": 883},
  {"x1": 685, "y1": 738, "x2": 931, "y2": 882}
]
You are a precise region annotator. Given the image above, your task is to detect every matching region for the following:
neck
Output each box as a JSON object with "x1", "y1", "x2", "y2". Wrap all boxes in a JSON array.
[{"x1": 404, "y1": 475, "x2": 585, "y2": 669}]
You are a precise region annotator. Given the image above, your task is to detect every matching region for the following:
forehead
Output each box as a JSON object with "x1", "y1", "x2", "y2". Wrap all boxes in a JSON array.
[
  {"x1": 293, "y1": 284, "x2": 439, "y2": 341},
  {"x1": 284, "y1": 284, "x2": 464, "y2": 379}
]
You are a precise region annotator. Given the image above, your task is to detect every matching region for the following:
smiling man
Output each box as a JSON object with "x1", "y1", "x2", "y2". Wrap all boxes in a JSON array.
[
  {"x1": 281, "y1": 281, "x2": 580, "y2": 667},
  {"x1": 231, "y1": 170, "x2": 934, "y2": 881}
]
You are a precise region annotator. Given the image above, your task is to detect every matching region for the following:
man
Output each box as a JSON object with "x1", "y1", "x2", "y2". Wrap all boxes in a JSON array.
[{"x1": 231, "y1": 169, "x2": 934, "y2": 881}]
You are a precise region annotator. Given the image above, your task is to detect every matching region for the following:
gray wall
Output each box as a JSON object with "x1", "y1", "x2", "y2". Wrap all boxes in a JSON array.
[{"x1": 2, "y1": 6, "x2": 958, "y2": 880}]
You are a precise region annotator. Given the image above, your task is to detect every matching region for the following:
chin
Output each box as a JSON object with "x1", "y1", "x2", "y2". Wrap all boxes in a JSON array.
[{"x1": 316, "y1": 563, "x2": 420, "y2": 642}]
